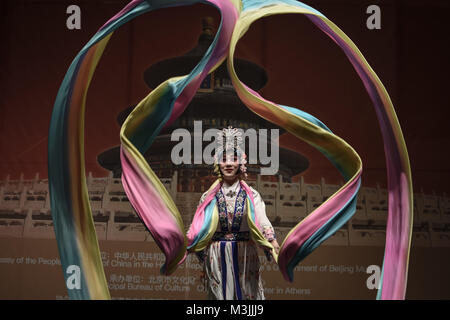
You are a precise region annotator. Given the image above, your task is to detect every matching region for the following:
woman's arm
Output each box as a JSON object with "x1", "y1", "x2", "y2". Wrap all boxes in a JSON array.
[{"x1": 251, "y1": 188, "x2": 280, "y2": 254}]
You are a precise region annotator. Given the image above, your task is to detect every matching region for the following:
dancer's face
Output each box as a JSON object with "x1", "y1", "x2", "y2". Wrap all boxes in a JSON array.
[{"x1": 219, "y1": 151, "x2": 240, "y2": 180}]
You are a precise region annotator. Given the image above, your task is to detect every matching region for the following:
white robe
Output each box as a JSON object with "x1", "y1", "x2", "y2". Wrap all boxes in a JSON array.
[{"x1": 196, "y1": 180, "x2": 275, "y2": 300}]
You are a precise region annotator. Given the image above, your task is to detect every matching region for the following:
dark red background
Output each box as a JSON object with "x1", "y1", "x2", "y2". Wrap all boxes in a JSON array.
[{"x1": 1, "y1": 0, "x2": 449, "y2": 195}]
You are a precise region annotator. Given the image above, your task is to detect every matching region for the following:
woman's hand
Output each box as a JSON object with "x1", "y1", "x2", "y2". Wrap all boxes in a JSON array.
[
  {"x1": 270, "y1": 239, "x2": 280, "y2": 255},
  {"x1": 199, "y1": 270, "x2": 206, "y2": 283}
]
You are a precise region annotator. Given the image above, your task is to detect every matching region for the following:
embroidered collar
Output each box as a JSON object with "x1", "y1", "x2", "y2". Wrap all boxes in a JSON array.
[{"x1": 221, "y1": 179, "x2": 240, "y2": 198}]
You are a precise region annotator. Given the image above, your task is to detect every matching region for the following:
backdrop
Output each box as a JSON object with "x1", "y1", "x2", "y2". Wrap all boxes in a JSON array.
[{"x1": 1, "y1": 0, "x2": 449, "y2": 300}]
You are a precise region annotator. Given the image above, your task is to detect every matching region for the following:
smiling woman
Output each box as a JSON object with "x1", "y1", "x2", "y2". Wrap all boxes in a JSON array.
[{"x1": 187, "y1": 126, "x2": 280, "y2": 300}]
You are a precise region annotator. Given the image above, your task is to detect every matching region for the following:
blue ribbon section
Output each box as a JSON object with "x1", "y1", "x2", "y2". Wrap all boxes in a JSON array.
[{"x1": 232, "y1": 241, "x2": 242, "y2": 300}]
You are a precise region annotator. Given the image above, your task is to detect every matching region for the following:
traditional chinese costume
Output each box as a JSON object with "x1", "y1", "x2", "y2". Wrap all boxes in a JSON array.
[{"x1": 194, "y1": 179, "x2": 276, "y2": 300}]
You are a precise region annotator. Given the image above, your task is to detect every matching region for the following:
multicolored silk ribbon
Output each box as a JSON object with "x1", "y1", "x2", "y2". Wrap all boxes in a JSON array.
[{"x1": 48, "y1": 0, "x2": 413, "y2": 300}]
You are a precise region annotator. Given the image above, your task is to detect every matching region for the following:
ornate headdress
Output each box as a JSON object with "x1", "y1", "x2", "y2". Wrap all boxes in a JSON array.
[{"x1": 213, "y1": 126, "x2": 248, "y2": 180}]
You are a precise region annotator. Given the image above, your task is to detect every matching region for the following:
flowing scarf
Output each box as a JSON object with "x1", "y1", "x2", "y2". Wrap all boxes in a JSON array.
[{"x1": 48, "y1": 0, "x2": 413, "y2": 300}]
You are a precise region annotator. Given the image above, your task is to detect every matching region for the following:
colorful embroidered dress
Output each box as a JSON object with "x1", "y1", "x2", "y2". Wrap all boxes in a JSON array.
[{"x1": 196, "y1": 179, "x2": 275, "y2": 300}]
